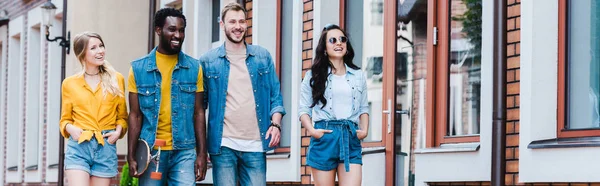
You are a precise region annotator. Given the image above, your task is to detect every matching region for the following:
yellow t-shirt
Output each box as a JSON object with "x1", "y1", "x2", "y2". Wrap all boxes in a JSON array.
[{"x1": 128, "y1": 51, "x2": 204, "y2": 150}]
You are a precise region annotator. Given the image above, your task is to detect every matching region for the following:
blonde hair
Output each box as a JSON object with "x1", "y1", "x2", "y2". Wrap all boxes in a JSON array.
[{"x1": 72, "y1": 32, "x2": 123, "y2": 97}]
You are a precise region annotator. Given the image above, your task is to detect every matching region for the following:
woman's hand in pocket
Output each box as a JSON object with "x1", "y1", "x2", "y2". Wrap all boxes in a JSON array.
[
  {"x1": 309, "y1": 129, "x2": 333, "y2": 139},
  {"x1": 65, "y1": 124, "x2": 83, "y2": 141},
  {"x1": 356, "y1": 129, "x2": 368, "y2": 140},
  {"x1": 102, "y1": 125, "x2": 122, "y2": 144}
]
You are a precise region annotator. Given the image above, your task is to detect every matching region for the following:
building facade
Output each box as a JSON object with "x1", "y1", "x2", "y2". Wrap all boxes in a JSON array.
[{"x1": 1, "y1": 0, "x2": 600, "y2": 185}]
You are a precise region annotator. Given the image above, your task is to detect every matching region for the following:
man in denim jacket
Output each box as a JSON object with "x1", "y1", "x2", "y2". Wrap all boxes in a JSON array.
[
  {"x1": 127, "y1": 8, "x2": 207, "y2": 185},
  {"x1": 199, "y1": 2, "x2": 285, "y2": 186}
]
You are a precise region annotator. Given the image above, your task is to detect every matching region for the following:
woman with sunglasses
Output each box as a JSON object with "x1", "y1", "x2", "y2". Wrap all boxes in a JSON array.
[{"x1": 298, "y1": 24, "x2": 369, "y2": 186}]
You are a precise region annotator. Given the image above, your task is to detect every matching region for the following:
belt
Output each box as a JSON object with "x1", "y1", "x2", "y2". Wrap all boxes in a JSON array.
[{"x1": 317, "y1": 119, "x2": 358, "y2": 172}]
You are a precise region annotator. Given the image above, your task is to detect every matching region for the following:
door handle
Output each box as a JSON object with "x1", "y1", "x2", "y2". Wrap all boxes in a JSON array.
[
  {"x1": 396, "y1": 109, "x2": 410, "y2": 116},
  {"x1": 382, "y1": 99, "x2": 392, "y2": 134}
]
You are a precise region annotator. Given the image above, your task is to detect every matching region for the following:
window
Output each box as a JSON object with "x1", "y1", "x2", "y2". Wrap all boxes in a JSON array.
[
  {"x1": 345, "y1": 0, "x2": 385, "y2": 144},
  {"x1": 212, "y1": 0, "x2": 221, "y2": 43},
  {"x1": 370, "y1": 0, "x2": 383, "y2": 26},
  {"x1": 278, "y1": 0, "x2": 293, "y2": 149},
  {"x1": 427, "y1": 0, "x2": 481, "y2": 147},
  {"x1": 558, "y1": 0, "x2": 600, "y2": 138}
]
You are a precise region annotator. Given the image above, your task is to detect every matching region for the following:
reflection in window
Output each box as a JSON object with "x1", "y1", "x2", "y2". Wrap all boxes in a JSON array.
[
  {"x1": 448, "y1": 0, "x2": 481, "y2": 136},
  {"x1": 279, "y1": 0, "x2": 293, "y2": 147},
  {"x1": 212, "y1": 0, "x2": 221, "y2": 42},
  {"x1": 371, "y1": 0, "x2": 384, "y2": 26},
  {"x1": 568, "y1": 0, "x2": 600, "y2": 129},
  {"x1": 346, "y1": 0, "x2": 384, "y2": 142}
]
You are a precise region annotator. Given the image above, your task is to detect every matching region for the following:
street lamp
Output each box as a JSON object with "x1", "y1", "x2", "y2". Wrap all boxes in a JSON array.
[
  {"x1": 0, "y1": 9, "x2": 8, "y2": 26},
  {"x1": 41, "y1": 1, "x2": 68, "y2": 185},
  {"x1": 41, "y1": 1, "x2": 70, "y2": 54}
]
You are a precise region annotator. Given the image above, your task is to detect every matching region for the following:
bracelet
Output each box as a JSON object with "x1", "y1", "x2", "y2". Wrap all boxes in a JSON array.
[{"x1": 270, "y1": 122, "x2": 281, "y2": 131}]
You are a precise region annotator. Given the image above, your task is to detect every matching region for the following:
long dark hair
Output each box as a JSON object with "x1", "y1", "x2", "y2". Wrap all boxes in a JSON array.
[{"x1": 310, "y1": 24, "x2": 360, "y2": 108}]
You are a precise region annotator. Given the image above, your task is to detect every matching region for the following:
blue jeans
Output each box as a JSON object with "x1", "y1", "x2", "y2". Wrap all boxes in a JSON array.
[
  {"x1": 139, "y1": 149, "x2": 197, "y2": 186},
  {"x1": 64, "y1": 130, "x2": 117, "y2": 178},
  {"x1": 210, "y1": 146, "x2": 266, "y2": 186}
]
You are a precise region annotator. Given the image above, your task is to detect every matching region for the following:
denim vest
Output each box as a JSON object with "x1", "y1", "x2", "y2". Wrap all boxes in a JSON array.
[
  {"x1": 131, "y1": 47, "x2": 200, "y2": 150},
  {"x1": 199, "y1": 43, "x2": 286, "y2": 155}
]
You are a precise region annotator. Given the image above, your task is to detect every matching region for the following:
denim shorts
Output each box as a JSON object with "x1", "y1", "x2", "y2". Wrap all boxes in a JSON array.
[
  {"x1": 307, "y1": 120, "x2": 362, "y2": 172},
  {"x1": 64, "y1": 129, "x2": 118, "y2": 178}
]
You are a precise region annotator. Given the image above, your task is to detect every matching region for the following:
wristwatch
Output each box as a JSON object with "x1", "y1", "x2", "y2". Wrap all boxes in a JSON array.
[{"x1": 270, "y1": 121, "x2": 281, "y2": 131}]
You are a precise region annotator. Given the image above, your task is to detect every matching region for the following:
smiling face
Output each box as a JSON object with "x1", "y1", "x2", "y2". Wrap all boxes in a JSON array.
[
  {"x1": 325, "y1": 29, "x2": 347, "y2": 60},
  {"x1": 83, "y1": 37, "x2": 105, "y2": 68},
  {"x1": 221, "y1": 10, "x2": 247, "y2": 44},
  {"x1": 157, "y1": 16, "x2": 185, "y2": 54}
]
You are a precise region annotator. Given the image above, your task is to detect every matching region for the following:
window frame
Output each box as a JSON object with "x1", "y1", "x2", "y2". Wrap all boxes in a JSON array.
[
  {"x1": 557, "y1": 0, "x2": 600, "y2": 138},
  {"x1": 274, "y1": 0, "x2": 290, "y2": 152},
  {"x1": 426, "y1": 0, "x2": 481, "y2": 147}
]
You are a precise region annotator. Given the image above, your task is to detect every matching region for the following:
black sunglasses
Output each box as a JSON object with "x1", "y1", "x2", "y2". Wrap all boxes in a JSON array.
[{"x1": 328, "y1": 36, "x2": 348, "y2": 44}]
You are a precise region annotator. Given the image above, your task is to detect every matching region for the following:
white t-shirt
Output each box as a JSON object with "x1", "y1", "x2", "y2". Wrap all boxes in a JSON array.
[{"x1": 331, "y1": 74, "x2": 353, "y2": 119}]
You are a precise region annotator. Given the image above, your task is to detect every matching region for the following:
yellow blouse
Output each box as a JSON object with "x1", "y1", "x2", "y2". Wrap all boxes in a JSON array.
[{"x1": 59, "y1": 73, "x2": 128, "y2": 145}]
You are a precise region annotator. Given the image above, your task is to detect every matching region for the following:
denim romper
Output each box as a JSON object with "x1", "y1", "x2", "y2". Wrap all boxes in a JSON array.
[{"x1": 298, "y1": 67, "x2": 369, "y2": 172}]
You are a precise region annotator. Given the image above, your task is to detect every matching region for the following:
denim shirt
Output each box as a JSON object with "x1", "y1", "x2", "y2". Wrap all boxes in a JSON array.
[
  {"x1": 298, "y1": 65, "x2": 369, "y2": 124},
  {"x1": 199, "y1": 43, "x2": 286, "y2": 155},
  {"x1": 131, "y1": 47, "x2": 200, "y2": 150}
]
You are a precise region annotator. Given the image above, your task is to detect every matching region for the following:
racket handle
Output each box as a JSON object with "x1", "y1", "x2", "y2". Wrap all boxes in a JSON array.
[
  {"x1": 154, "y1": 139, "x2": 166, "y2": 147},
  {"x1": 150, "y1": 172, "x2": 162, "y2": 180}
]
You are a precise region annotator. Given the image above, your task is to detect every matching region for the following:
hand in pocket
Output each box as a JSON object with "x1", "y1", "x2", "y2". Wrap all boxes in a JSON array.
[
  {"x1": 66, "y1": 124, "x2": 83, "y2": 141},
  {"x1": 310, "y1": 129, "x2": 333, "y2": 139}
]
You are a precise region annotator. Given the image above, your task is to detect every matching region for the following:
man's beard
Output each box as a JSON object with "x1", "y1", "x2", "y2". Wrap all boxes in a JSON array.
[
  {"x1": 225, "y1": 26, "x2": 246, "y2": 44},
  {"x1": 160, "y1": 36, "x2": 182, "y2": 54}
]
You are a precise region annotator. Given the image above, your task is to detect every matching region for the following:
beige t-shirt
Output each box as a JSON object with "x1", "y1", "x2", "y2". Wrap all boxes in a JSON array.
[{"x1": 222, "y1": 46, "x2": 261, "y2": 141}]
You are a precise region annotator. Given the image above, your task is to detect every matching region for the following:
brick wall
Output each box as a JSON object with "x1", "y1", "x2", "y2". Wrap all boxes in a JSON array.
[
  {"x1": 505, "y1": 0, "x2": 521, "y2": 185},
  {"x1": 21, "y1": 14, "x2": 28, "y2": 184},
  {"x1": 245, "y1": 0, "x2": 253, "y2": 44},
  {"x1": 0, "y1": 1, "x2": 45, "y2": 20},
  {"x1": 300, "y1": 0, "x2": 313, "y2": 185},
  {"x1": 41, "y1": 31, "x2": 48, "y2": 185}
]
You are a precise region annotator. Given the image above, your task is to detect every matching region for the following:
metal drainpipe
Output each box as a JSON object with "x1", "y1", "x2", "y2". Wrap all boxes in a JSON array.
[
  {"x1": 491, "y1": 0, "x2": 507, "y2": 185},
  {"x1": 148, "y1": 0, "x2": 156, "y2": 52},
  {"x1": 57, "y1": 0, "x2": 68, "y2": 185}
]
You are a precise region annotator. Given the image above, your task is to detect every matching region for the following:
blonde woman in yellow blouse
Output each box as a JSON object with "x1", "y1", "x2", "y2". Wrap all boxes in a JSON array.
[{"x1": 59, "y1": 32, "x2": 128, "y2": 186}]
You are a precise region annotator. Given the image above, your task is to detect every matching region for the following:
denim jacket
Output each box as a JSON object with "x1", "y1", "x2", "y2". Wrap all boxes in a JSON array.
[
  {"x1": 131, "y1": 47, "x2": 200, "y2": 150},
  {"x1": 298, "y1": 65, "x2": 369, "y2": 124},
  {"x1": 199, "y1": 43, "x2": 286, "y2": 155}
]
